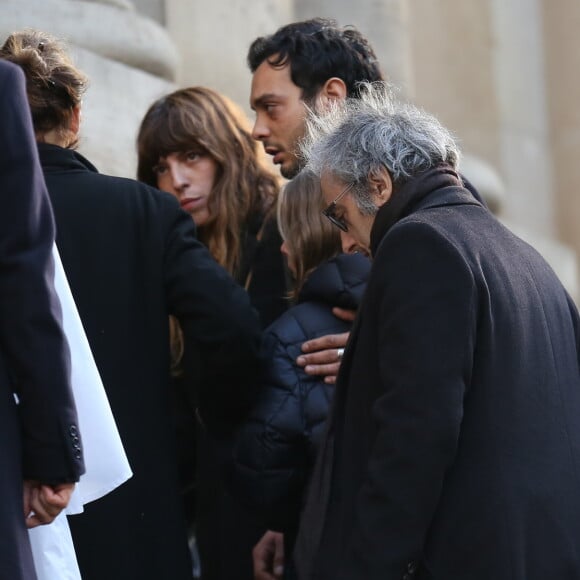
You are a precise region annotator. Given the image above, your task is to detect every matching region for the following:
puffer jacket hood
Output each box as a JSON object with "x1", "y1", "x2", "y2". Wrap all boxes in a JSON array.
[{"x1": 298, "y1": 252, "x2": 370, "y2": 311}]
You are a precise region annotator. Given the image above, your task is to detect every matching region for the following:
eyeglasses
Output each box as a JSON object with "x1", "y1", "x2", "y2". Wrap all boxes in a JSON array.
[{"x1": 322, "y1": 182, "x2": 354, "y2": 232}]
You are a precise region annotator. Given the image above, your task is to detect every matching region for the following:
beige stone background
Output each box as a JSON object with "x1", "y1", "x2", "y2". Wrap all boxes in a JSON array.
[{"x1": 1, "y1": 0, "x2": 578, "y2": 300}]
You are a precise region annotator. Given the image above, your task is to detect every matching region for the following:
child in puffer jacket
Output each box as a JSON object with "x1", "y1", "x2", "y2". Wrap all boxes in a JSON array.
[{"x1": 230, "y1": 171, "x2": 371, "y2": 579}]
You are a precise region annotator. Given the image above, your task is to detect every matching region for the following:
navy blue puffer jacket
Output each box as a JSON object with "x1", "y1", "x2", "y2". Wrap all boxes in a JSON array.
[{"x1": 231, "y1": 253, "x2": 370, "y2": 535}]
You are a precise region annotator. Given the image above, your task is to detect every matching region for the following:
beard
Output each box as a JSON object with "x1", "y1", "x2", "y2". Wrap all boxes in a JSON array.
[{"x1": 280, "y1": 155, "x2": 302, "y2": 179}]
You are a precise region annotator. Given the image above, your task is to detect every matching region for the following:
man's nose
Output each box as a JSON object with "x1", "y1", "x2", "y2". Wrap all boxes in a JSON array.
[
  {"x1": 252, "y1": 113, "x2": 270, "y2": 141},
  {"x1": 340, "y1": 231, "x2": 359, "y2": 255}
]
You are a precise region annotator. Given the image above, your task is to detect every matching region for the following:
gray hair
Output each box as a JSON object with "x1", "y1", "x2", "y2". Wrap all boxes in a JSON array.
[{"x1": 302, "y1": 82, "x2": 461, "y2": 214}]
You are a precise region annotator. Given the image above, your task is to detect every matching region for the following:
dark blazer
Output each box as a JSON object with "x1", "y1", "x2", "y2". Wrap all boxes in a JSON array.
[
  {"x1": 232, "y1": 254, "x2": 370, "y2": 538},
  {"x1": 296, "y1": 166, "x2": 580, "y2": 580},
  {"x1": 38, "y1": 143, "x2": 262, "y2": 580},
  {"x1": 0, "y1": 61, "x2": 83, "y2": 580}
]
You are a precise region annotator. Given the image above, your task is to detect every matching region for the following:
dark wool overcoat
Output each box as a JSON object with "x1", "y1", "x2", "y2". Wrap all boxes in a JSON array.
[
  {"x1": 0, "y1": 62, "x2": 84, "y2": 580},
  {"x1": 295, "y1": 166, "x2": 580, "y2": 580},
  {"x1": 38, "y1": 143, "x2": 262, "y2": 580}
]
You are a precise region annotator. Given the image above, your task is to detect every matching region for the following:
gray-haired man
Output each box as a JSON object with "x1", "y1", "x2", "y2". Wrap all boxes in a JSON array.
[{"x1": 295, "y1": 84, "x2": 580, "y2": 579}]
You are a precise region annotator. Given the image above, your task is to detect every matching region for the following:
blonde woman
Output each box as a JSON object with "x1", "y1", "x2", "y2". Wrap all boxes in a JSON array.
[
  {"x1": 231, "y1": 171, "x2": 371, "y2": 579},
  {"x1": 137, "y1": 86, "x2": 292, "y2": 580}
]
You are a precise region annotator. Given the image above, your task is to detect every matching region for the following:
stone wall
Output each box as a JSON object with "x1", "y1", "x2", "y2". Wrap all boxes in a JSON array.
[
  {"x1": 0, "y1": 0, "x2": 177, "y2": 177},
  {"x1": 1, "y1": 0, "x2": 577, "y2": 299}
]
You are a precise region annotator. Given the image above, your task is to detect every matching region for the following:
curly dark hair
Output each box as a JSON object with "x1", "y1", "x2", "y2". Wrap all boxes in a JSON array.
[{"x1": 247, "y1": 18, "x2": 384, "y2": 101}]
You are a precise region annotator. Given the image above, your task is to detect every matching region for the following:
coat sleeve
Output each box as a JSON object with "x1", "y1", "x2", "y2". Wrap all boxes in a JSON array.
[
  {"x1": 565, "y1": 291, "x2": 580, "y2": 372},
  {"x1": 339, "y1": 221, "x2": 476, "y2": 579},
  {"x1": 230, "y1": 326, "x2": 309, "y2": 531},
  {"x1": 0, "y1": 62, "x2": 84, "y2": 483},
  {"x1": 160, "y1": 199, "x2": 263, "y2": 434}
]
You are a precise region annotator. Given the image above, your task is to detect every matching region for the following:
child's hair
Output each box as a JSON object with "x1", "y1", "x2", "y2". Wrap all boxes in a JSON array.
[{"x1": 277, "y1": 170, "x2": 342, "y2": 299}]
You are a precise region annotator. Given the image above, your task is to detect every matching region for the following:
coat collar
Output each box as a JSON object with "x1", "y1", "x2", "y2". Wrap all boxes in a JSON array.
[
  {"x1": 369, "y1": 164, "x2": 481, "y2": 256},
  {"x1": 37, "y1": 142, "x2": 99, "y2": 174}
]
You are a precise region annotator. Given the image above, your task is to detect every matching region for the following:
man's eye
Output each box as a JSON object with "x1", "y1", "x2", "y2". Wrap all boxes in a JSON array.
[
  {"x1": 265, "y1": 104, "x2": 277, "y2": 114},
  {"x1": 186, "y1": 151, "x2": 200, "y2": 161},
  {"x1": 152, "y1": 164, "x2": 167, "y2": 175}
]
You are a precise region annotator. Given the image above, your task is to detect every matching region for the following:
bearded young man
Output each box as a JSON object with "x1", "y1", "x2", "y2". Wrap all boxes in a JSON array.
[
  {"x1": 246, "y1": 22, "x2": 383, "y2": 578},
  {"x1": 248, "y1": 18, "x2": 383, "y2": 181}
]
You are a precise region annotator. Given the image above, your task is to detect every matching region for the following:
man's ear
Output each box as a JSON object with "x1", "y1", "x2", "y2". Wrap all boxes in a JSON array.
[
  {"x1": 317, "y1": 77, "x2": 347, "y2": 109},
  {"x1": 369, "y1": 166, "x2": 393, "y2": 207}
]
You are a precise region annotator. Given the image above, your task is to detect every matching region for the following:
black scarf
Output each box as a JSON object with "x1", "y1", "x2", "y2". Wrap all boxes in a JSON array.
[{"x1": 369, "y1": 164, "x2": 464, "y2": 256}]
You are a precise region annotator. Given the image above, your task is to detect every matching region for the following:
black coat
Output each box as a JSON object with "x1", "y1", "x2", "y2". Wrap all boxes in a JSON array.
[
  {"x1": 38, "y1": 144, "x2": 262, "y2": 580},
  {"x1": 190, "y1": 207, "x2": 289, "y2": 580},
  {"x1": 0, "y1": 62, "x2": 84, "y2": 580},
  {"x1": 296, "y1": 166, "x2": 580, "y2": 580},
  {"x1": 232, "y1": 254, "x2": 370, "y2": 539},
  {"x1": 238, "y1": 212, "x2": 289, "y2": 329}
]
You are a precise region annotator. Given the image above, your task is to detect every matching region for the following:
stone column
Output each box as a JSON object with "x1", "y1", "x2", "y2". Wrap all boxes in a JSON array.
[
  {"x1": 407, "y1": 1, "x2": 500, "y2": 170},
  {"x1": 0, "y1": 0, "x2": 178, "y2": 177},
  {"x1": 294, "y1": 0, "x2": 412, "y2": 95},
  {"x1": 542, "y1": 0, "x2": 580, "y2": 259},
  {"x1": 132, "y1": 0, "x2": 166, "y2": 24},
  {"x1": 165, "y1": 0, "x2": 293, "y2": 111},
  {"x1": 489, "y1": 0, "x2": 556, "y2": 238}
]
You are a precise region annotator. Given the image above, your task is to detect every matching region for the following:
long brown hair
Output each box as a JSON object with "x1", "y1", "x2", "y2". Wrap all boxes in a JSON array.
[
  {"x1": 277, "y1": 171, "x2": 341, "y2": 300},
  {"x1": 0, "y1": 29, "x2": 87, "y2": 145},
  {"x1": 137, "y1": 87, "x2": 280, "y2": 276}
]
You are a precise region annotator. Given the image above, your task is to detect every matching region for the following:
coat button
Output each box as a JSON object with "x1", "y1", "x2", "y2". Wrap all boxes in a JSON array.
[
  {"x1": 69, "y1": 425, "x2": 78, "y2": 437},
  {"x1": 407, "y1": 561, "x2": 418, "y2": 574}
]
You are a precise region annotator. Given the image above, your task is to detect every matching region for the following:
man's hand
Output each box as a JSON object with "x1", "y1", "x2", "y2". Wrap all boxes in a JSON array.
[
  {"x1": 297, "y1": 331, "x2": 349, "y2": 384},
  {"x1": 23, "y1": 480, "x2": 75, "y2": 528},
  {"x1": 332, "y1": 307, "x2": 357, "y2": 323},
  {"x1": 297, "y1": 308, "x2": 355, "y2": 383},
  {"x1": 253, "y1": 530, "x2": 284, "y2": 580}
]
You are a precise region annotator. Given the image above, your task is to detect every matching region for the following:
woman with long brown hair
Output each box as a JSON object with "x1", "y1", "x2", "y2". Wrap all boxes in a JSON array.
[
  {"x1": 137, "y1": 87, "x2": 289, "y2": 580},
  {"x1": 137, "y1": 87, "x2": 287, "y2": 329}
]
